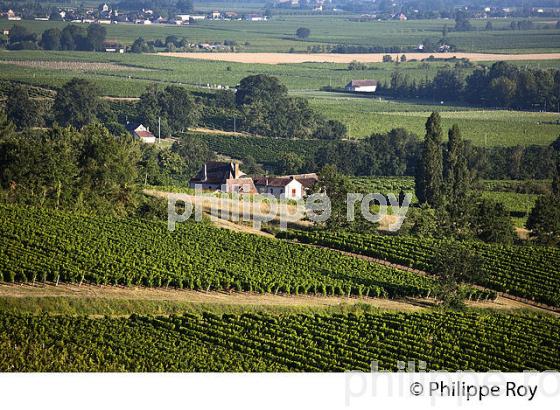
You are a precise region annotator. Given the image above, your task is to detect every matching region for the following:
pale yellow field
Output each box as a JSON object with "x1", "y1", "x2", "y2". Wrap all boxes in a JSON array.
[{"x1": 156, "y1": 52, "x2": 560, "y2": 64}]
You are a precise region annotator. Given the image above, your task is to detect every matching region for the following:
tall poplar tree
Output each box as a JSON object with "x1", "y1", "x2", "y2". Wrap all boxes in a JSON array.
[
  {"x1": 415, "y1": 112, "x2": 444, "y2": 208},
  {"x1": 444, "y1": 124, "x2": 470, "y2": 218}
]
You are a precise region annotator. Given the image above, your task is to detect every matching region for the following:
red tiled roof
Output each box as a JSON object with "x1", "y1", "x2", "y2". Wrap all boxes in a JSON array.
[
  {"x1": 348, "y1": 80, "x2": 378, "y2": 87},
  {"x1": 135, "y1": 131, "x2": 155, "y2": 138}
]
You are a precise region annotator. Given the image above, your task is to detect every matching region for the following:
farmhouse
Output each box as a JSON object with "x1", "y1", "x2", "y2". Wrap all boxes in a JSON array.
[
  {"x1": 189, "y1": 161, "x2": 257, "y2": 193},
  {"x1": 129, "y1": 124, "x2": 156, "y2": 144},
  {"x1": 345, "y1": 80, "x2": 378, "y2": 93},
  {"x1": 254, "y1": 173, "x2": 318, "y2": 200}
]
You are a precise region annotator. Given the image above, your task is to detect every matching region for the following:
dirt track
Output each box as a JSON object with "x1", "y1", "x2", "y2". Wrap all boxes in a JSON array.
[
  {"x1": 156, "y1": 52, "x2": 560, "y2": 65},
  {"x1": 0, "y1": 283, "x2": 423, "y2": 311}
]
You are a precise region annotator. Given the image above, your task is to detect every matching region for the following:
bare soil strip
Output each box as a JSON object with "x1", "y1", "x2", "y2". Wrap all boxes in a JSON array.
[
  {"x1": 0, "y1": 283, "x2": 423, "y2": 311},
  {"x1": 156, "y1": 52, "x2": 560, "y2": 65}
]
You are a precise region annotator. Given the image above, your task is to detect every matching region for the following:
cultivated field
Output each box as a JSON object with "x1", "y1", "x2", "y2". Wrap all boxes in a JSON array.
[
  {"x1": 158, "y1": 51, "x2": 560, "y2": 64},
  {"x1": 2, "y1": 16, "x2": 560, "y2": 53}
]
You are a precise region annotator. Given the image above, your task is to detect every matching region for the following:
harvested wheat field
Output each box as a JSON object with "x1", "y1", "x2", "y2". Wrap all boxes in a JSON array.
[{"x1": 156, "y1": 52, "x2": 560, "y2": 64}]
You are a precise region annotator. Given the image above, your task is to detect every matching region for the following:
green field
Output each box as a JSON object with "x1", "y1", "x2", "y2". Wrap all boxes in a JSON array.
[
  {"x1": 2, "y1": 16, "x2": 560, "y2": 53},
  {"x1": 1, "y1": 50, "x2": 558, "y2": 146},
  {"x1": 0, "y1": 50, "x2": 480, "y2": 94},
  {"x1": 308, "y1": 95, "x2": 560, "y2": 145}
]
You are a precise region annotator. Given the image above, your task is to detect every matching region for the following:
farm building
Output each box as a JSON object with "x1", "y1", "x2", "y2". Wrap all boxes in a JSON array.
[
  {"x1": 345, "y1": 80, "x2": 378, "y2": 93},
  {"x1": 189, "y1": 161, "x2": 257, "y2": 194},
  {"x1": 128, "y1": 124, "x2": 156, "y2": 144},
  {"x1": 254, "y1": 173, "x2": 318, "y2": 200}
]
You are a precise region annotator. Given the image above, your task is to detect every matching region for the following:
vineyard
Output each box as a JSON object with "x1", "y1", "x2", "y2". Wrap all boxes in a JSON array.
[
  {"x1": 0, "y1": 204, "x2": 494, "y2": 300},
  {"x1": 278, "y1": 230, "x2": 560, "y2": 307},
  {"x1": 1, "y1": 311, "x2": 558, "y2": 371},
  {"x1": 188, "y1": 132, "x2": 325, "y2": 166},
  {"x1": 309, "y1": 97, "x2": 560, "y2": 146}
]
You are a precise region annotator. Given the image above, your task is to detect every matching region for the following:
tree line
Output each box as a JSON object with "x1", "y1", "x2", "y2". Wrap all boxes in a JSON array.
[
  {"x1": 4, "y1": 23, "x2": 108, "y2": 51},
  {"x1": 413, "y1": 112, "x2": 560, "y2": 245},
  {"x1": 313, "y1": 128, "x2": 558, "y2": 181},
  {"x1": 380, "y1": 61, "x2": 560, "y2": 110}
]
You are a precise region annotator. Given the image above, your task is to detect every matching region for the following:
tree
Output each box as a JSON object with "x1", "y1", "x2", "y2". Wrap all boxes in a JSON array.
[
  {"x1": 87, "y1": 24, "x2": 107, "y2": 51},
  {"x1": 490, "y1": 76, "x2": 517, "y2": 107},
  {"x1": 296, "y1": 27, "x2": 311, "y2": 39},
  {"x1": 5, "y1": 84, "x2": 42, "y2": 130},
  {"x1": 60, "y1": 25, "x2": 91, "y2": 51},
  {"x1": 158, "y1": 85, "x2": 199, "y2": 134},
  {"x1": 415, "y1": 112, "x2": 444, "y2": 208},
  {"x1": 8, "y1": 25, "x2": 35, "y2": 45},
  {"x1": 242, "y1": 155, "x2": 264, "y2": 175},
  {"x1": 235, "y1": 74, "x2": 288, "y2": 107},
  {"x1": 314, "y1": 119, "x2": 347, "y2": 140},
  {"x1": 79, "y1": 124, "x2": 141, "y2": 215},
  {"x1": 138, "y1": 85, "x2": 199, "y2": 137},
  {"x1": 317, "y1": 164, "x2": 351, "y2": 229},
  {"x1": 473, "y1": 199, "x2": 515, "y2": 244},
  {"x1": 176, "y1": 0, "x2": 194, "y2": 13},
  {"x1": 444, "y1": 124, "x2": 470, "y2": 222},
  {"x1": 171, "y1": 135, "x2": 215, "y2": 178},
  {"x1": 526, "y1": 194, "x2": 560, "y2": 245},
  {"x1": 276, "y1": 152, "x2": 304, "y2": 175},
  {"x1": 454, "y1": 11, "x2": 472, "y2": 31},
  {"x1": 53, "y1": 78, "x2": 101, "y2": 128},
  {"x1": 131, "y1": 37, "x2": 153, "y2": 53},
  {"x1": 41, "y1": 28, "x2": 61, "y2": 50},
  {"x1": 432, "y1": 243, "x2": 484, "y2": 309}
]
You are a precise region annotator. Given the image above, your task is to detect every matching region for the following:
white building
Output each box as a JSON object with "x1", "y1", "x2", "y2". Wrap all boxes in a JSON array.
[
  {"x1": 345, "y1": 80, "x2": 378, "y2": 93},
  {"x1": 131, "y1": 124, "x2": 156, "y2": 144},
  {"x1": 254, "y1": 176, "x2": 303, "y2": 199}
]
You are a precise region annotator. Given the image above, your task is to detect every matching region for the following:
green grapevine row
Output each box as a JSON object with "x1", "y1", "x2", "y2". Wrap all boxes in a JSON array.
[
  {"x1": 1, "y1": 311, "x2": 558, "y2": 371},
  {"x1": 278, "y1": 230, "x2": 560, "y2": 306},
  {"x1": 0, "y1": 204, "x2": 475, "y2": 299}
]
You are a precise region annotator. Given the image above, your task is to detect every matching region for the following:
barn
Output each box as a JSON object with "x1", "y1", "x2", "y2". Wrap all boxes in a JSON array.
[{"x1": 345, "y1": 80, "x2": 378, "y2": 93}]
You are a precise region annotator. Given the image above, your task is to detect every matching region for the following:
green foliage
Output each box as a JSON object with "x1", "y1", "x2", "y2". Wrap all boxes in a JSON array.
[
  {"x1": 295, "y1": 27, "x2": 310, "y2": 39},
  {"x1": 317, "y1": 164, "x2": 352, "y2": 230},
  {"x1": 0, "y1": 203, "x2": 443, "y2": 299},
  {"x1": 5, "y1": 84, "x2": 43, "y2": 130},
  {"x1": 416, "y1": 112, "x2": 444, "y2": 207},
  {"x1": 137, "y1": 84, "x2": 199, "y2": 136},
  {"x1": 279, "y1": 229, "x2": 560, "y2": 306},
  {"x1": 53, "y1": 78, "x2": 102, "y2": 128},
  {"x1": 131, "y1": 37, "x2": 154, "y2": 53},
  {"x1": 473, "y1": 198, "x2": 516, "y2": 244},
  {"x1": 171, "y1": 134, "x2": 215, "y2": 178},
  {"x1": 0, "y1": 124, "x2": 141, "y2": 215},
  {"x1": 1, "y1": 311, "x2": 558, "y2": 371},
  {"x1": 444, "y1": 124, "x2": 470, "y2": 216},
  {"x1": 40, "y1": 28, "x2": 61, "y2": 50},
  {"x1": 526, "y1": 194, "x2": 560, "y2": 246}
]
